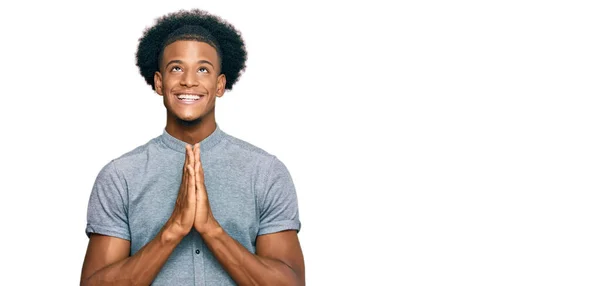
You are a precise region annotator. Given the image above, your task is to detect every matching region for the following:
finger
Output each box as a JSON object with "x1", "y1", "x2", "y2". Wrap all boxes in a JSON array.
[
  {"x1": 182, "y1": 164, "x2": 190, "y2": 203},
  {"x1": 174, "y1": 164, "x2": 188, "y2": 213},
  {"x1": 187, "y1": 144, "x2": 195, "y2": 170},
  {"x1": 192, "y1": 143, "x2": 198, "y2": 172},
  {"x1": 194, "y1": 143, "x2": 200, "y2": 173},
  {"x1": 183, "y1": 156, "x2": 188, "y2": 183},
  {"x1": 182, "y1": 146, "x2": 188, "y2": 184},
  {"x1": 194, "y1": 145, "x2": 206, "y2": 200},
  {"x1": 187, "y1": 164, "x2": 196, "y2": 204},
  {"x1": 182, "y1": 144, "x2": 190, "y2": 174},
  {"x1": 196, "y1": 143, "x2": 204, "y2": 175},
  {"x1": 195, "y1": 171, "x2": 206, "y2": 203},
  {"x1": 180, "y1": 145, "x2": 190, "y2": 199}
]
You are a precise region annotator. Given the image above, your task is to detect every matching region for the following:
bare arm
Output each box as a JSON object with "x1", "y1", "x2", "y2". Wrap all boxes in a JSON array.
[
  {"x1": 80, "y1": 229, "x2": 182, "y2": 285},
  {"x1": 202, "y1": 228, "x2": 305, "y2": 286},
  {"x1": 81, "y1": 144, "x2": 200, "y2": 285}
]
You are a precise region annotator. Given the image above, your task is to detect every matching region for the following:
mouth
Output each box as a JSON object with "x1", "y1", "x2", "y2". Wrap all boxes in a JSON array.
[{"x1": 175, "y1": 93, "x2": 205, "y2": 104}]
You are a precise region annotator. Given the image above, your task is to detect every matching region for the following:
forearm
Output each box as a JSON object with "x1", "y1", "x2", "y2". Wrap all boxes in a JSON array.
[
  {"x1": 201, "y1": 227, "x2": 302, "y2": 286},
  {"x1": 82, "y1": 228, "x2": 181, "y2": 286}
]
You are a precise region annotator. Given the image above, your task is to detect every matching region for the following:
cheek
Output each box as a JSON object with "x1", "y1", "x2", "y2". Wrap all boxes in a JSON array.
[
  {"x1": 201, "y1": 77, "x2": 217, "y2": 89},
  {"x1": 164, "y1": 77, "x2": 179, "y2": 89}
]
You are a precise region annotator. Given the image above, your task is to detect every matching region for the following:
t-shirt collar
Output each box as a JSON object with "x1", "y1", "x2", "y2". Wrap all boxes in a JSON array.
[{"x1": 159, "y1": 125, "x2": 224, "y2": 153}]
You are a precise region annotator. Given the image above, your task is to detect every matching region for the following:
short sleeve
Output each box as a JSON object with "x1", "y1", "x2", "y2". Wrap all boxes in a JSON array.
[
  {"x1": 257, "y1": 156, "x2": 301, "y2": 235},
  {"x1": 85, "y1": 160, "x2": 131, "y2": 240}
]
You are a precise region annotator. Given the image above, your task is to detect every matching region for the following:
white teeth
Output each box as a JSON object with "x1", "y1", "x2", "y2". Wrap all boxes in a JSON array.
[{"x1": 177, "y1": 94, "x2": 201, "y2": 100}]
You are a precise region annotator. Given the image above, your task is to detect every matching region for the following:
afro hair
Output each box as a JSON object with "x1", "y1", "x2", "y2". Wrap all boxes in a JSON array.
[{"x1": 136, "y1": 9, "x2": 247, "y2": 91}]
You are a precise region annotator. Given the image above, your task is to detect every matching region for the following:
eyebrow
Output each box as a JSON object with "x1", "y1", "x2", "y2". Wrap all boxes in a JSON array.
[{"x1": 165, "y1": 60, "x2": 214, "y2": 68}]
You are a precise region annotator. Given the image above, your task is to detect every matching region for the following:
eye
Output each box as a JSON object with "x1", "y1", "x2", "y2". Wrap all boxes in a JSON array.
[
  {"x1": 170, "y1": 66, "x2": 182, "y2": 72},
  {"x1": 198, "y1": 67, "x2": 208, "y2": 73}
]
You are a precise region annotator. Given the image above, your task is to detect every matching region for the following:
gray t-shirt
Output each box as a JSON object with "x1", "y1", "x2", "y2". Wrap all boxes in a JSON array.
[{"x1": 86, "y1": 126, "x2": 301, "y2": 285}]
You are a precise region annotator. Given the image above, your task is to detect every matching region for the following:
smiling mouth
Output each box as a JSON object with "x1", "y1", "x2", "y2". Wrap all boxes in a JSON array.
[{"x1": 176, "y1": 94, "x2": 203, "y2": 102}]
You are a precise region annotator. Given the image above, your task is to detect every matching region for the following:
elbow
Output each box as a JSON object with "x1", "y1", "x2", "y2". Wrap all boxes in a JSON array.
[
  {"x1": 80, "y1": 276, "x2": 90, "y2": 286},
  {"x1": 273, "y1": 261, "x2": 304, "y2": 286}
]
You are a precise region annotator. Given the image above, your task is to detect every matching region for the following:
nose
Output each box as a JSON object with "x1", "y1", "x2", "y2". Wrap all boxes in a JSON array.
[{"x1": 180, "y1": 71, "x2": 199, "y2": 87}]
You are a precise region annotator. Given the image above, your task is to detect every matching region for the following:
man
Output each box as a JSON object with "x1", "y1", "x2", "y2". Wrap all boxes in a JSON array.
[{"x1": 81, "y1": 9, "x2": 304, "y2": 285}]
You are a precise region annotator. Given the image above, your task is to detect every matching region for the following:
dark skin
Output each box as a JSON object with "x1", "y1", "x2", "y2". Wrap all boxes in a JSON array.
[{"x1": 81, "y1": 40, "x2": 305, "y2": 285}]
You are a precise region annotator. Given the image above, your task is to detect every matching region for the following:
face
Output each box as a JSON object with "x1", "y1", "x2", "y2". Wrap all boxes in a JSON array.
[{"x1": 154, "y1": 40, "x2": 226, "y2": 123}]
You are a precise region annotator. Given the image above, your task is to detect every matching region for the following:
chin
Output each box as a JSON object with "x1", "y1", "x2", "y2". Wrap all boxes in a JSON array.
[{"x1": 177, "y1": 115, "x2": 203, "y2": 126}]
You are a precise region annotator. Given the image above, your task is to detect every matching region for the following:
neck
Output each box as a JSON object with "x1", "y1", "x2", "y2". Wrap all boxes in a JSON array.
[{"x1": 165, "y1": 111, "x2": 217, "y2": 145}]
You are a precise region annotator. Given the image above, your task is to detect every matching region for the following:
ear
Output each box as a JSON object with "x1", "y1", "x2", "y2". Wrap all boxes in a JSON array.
[
  {"x1": 216, "y1": 74, "x2": 227, "y2": 98},
  {"x1": 154, "y1": 71, "x2": 164, "y2": 96}
]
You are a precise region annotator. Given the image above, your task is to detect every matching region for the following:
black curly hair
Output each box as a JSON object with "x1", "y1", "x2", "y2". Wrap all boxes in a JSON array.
[{"x1": 136, "y1": 9, "x2": 247, "y2": 91}]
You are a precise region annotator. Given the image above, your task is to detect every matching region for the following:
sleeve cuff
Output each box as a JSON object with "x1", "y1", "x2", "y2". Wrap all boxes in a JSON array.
[
  {"x1": 86, "y1": 224, "x2": 131, "y2": 241},
  {"x1": 258, "y1": 219, "x2": 301, "y2": 236}
]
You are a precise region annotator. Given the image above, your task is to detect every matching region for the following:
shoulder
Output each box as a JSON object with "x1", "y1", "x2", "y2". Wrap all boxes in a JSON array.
[
  {"x1": 101, "y1": 134, "x2": 163, "y2": 176},
  {"x1": 219, "y1": 131, "x2": 280, "y2": 164},
  {"x1": 218, "y1": 131, "x2": 292, "y2": 179},
  {"x1": 221, "y1": 132, "x2": 273, "y2": 158}
]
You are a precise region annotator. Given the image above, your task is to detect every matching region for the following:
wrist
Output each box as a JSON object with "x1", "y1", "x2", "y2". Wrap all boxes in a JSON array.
[
  {"x1": 160, "y1": 223, "x2": 185, "y2": 245},
  {"x1": 198, "y1": 219, "x2": 224, "y2": 238},
  {"x1": 203, "y1": 226, "x2": 224, "y2": 239}
]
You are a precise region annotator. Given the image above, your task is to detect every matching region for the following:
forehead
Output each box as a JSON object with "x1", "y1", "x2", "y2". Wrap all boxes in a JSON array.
[{"x1": 161, "y1": 40, "x2": 219, "y2": 64}]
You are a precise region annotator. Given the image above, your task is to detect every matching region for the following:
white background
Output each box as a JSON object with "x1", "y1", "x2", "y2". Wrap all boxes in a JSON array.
[{"x1": 0, "y1": 0, "x2": 598, "y2": 285}]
